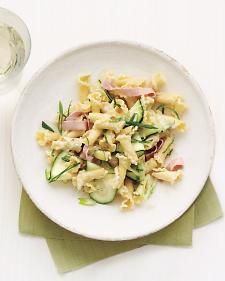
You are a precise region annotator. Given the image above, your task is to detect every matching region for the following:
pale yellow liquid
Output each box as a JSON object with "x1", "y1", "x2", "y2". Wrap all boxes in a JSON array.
[{"x1": 0, "y1": 23, "x2": 25, "y2": 82}]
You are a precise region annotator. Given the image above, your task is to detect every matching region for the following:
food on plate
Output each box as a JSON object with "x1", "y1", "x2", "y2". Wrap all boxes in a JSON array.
[{"x1": 36, "y1": 72, "x2": 187, "y2": 209}]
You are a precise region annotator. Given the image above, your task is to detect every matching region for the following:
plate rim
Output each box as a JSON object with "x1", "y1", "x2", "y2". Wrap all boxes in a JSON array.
[{"x1": 11, "y1": 40, "x2": 215, "y2": 241}]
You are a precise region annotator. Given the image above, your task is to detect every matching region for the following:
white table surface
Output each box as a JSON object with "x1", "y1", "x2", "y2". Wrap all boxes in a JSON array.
[{"x1": 0, "y1": 0, "x2": 225, "y2": 280}]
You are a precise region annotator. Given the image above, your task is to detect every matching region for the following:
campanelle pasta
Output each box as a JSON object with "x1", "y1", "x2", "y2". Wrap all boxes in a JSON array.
[{"x1": 36, "y1": 72, "x2": 187, "y2": 209}]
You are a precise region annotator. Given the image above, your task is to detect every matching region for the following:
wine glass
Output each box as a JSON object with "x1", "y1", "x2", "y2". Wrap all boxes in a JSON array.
[{"x1": 0, "y1": 7, "x2": 31, "y2": 94}]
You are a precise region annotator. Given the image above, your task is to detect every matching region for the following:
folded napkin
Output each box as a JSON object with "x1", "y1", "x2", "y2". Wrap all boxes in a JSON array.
[{"x1": 19, "y1": 178, "x2": 223, "y2": 272}]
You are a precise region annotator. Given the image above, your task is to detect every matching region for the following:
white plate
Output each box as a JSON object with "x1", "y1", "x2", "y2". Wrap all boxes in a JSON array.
[{"x1": 12, "y1": 41, "x2": 215, "y2": 241}]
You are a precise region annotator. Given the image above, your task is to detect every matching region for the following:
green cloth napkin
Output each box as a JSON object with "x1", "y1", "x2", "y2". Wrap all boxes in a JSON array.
[{"x1": 19, "y1": 178, "x2": 223, "y2": 272}]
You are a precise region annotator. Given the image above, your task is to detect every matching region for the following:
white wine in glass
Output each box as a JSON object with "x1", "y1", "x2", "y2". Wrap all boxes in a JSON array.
[
  {"x1": 0, "y1": 23, "x2": 25, "y2": 81},
  {"x1": 0, "y1": 8, "x2": 31, "y2": 94}
]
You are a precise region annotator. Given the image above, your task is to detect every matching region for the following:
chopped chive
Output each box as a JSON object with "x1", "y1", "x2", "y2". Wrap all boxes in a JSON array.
[
  {"x1": 61, "y1": 154, "x2": 71, "y2": 162},
  {"x1": 102, "y1": 83, "x2": 121, "y2": 108},
  {"x1": 66, "y1": 101, "x2": 72, "y2": 117},
  {"x1": 162, "y1": 139, "x2": 174, "y2": 154},
  {"x1": 42, "y1": 121, "x2": 55, "y2": 132},
  {"x1": 167, "y1": 148, "x2": 173, "y2": 156},
  {"x1": 59, "y1": 101, "x2": 63, "y2": 115},
  {"x1": 58, "y1": 101, "x2": 64, "y2": 134},
  {"x1": 113, "y1": 98, "x2": 121, "y2": 108},
  {"x1": 51, "y1": 150, "x2": 55, "y2": 157},
  {"x1": 125, "y1": 120, "x2": 158, "y2": 129},
  {"x1": 105, "y1": 90, "x2": 114, "y2": 103}
]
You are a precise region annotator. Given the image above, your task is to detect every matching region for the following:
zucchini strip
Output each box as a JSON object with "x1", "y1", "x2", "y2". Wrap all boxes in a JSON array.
[
  {"x1": 127, "y1": 100, "x2": 144, "y2": 123},
  {"x1": 49, "y1": 163, "x2": 79, "y2": 183},
  {"x1": 157, "y1": 105, "x2": 180, "y2": 119},
  {"x1": 78, "y1": 198, "x2": 96, "y2": 206}
]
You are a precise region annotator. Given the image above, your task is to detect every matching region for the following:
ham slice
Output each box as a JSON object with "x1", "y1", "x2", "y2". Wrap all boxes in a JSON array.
[
  {"x1": 66, "y1": 111, "x2": 83, "y2": 121},
  {"x1": 62, "y1": 120, "x2": 87, "y2": 131},
  {"x1": 62, "y1": 111, "x2": 88, "y2": 131},
  {"x1": 145, "y1": 139, "x2": 164, "y2": 161},
  {"x1": 102, "y1": 80, "x2": 155, "y2": 97},
  {"x1": 166, "y1": 157, "x2": 184, "y2": 171},
  {"x1": 80, "y1": 145, "x2": 93, "y2": 161}
]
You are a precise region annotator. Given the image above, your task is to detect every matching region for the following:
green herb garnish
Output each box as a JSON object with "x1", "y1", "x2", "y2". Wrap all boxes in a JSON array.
[
  {"x1": 61, "y1": 154, "x2": 71, "y2": 162},
  {"x1": 113, "y1": 98, "x2": 121, "y2": 108},
  {"x1": 105, "y1": 90, "x2": 114, "y2": 103},
  {"x1": 125, "y1": 120, "x2": 158, "y2": 129},
  {"x1": 58, "y1": 101, "x2": 64, "y2": 134},
  {"x1": 167, "y1": 148, "x2": 173, "y2": 156},
  {"x1": 51, "y1": 150, "x2": 57, "y2": 158},
  {"x1": 42, "y1": 121, "x2": 55, "y2": 132},
  {"x1": 162, "y1": 139, "x2": 174, "y2": 154},
  {"x1": 66, "y1": 101, "x2": 72, "y2": 117},
  {"x1": 98, "y1": 77, "x2": 122, "y2": 108},
  {"x1": 103, "y1": 89, "x2": 121, "y2": 108}
]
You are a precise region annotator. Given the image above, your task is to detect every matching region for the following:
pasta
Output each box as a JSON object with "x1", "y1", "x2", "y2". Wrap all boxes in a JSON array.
[
  {"x1": 94, "y1": 119, "x2": 125, "y2": 133},
  {"x1": 119, "y1": 179, "x2": 135, "y2": 209},
  {"x1": 78, "y1": 74, "x2": 90, "y2": 102},
  {"x1": 155, "y1": 93, "x2": 187, "y2": 115},
  {"x1": 154, "y1": 136, "x2": 174, "y2": 164},
  {"x1": 83, "y1": 128, "x2": 102, "y2": 146},
  {"x1": 36, "y1": 72, "x2": 187, "y2": 209},
  {"x1": 51, "y1": 137, "x2": 83, "y2": 152},
  {"x1": 151, "y1": 168, "x2": 182, "y2": 184},
  {"x1": 115, "y1": 154, "x2": 131, "y2": 189},
  {"x1": 151, "y1": 73, "x2": 167, "y2": 91}
]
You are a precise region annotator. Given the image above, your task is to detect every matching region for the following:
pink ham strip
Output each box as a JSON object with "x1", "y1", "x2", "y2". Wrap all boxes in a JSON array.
[
  {"x1": 102, "y1": 80, "x2": 155, "y2": 97},
  {"x1": 63, "y1": 111, "x2": 89, "y2": 131},
  {"x1": 166, "y1": 158, "x2": 184, "y2": 171},
  {"x1": 62, "y1": 120, "x2": 87, "y2": 131},
  {"x1": 66, "y1": 111, "x2": 83, "y2": 121},
  {"x1": 145, "y1": 139, "x2": 164, "y2": 161},
  {"x1": 80, "y1": 145, "x2": 93, "y2": 161}
]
